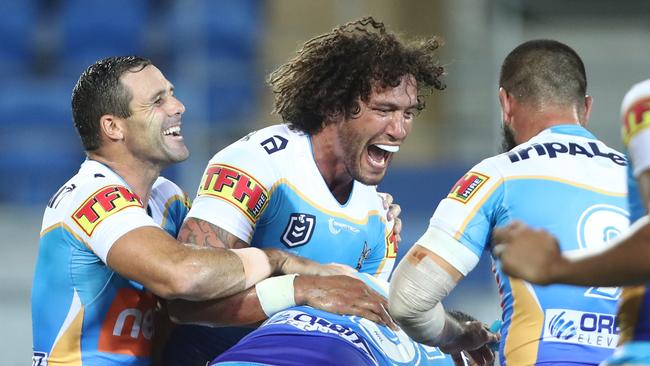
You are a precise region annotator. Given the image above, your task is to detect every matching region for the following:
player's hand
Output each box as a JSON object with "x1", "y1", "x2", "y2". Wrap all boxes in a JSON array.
[
  {"x1": 272, "y1": 250, "x2": 357, "y2": 277},
  {"x1": 444, "y1": 321, "x2": 498, "y2": 366},
  {"x1": 492, "y1": 221, "x2": 568, "y2": 285},
  {"x1": 378, "y1": 192, "x2": 402, "y2": 244},
  {"x1": 314, "y1": 262, "x2": 358, "y2": 277},
  {"x1": 294, "y1": 274, "x2": 397, "y2": 330}
]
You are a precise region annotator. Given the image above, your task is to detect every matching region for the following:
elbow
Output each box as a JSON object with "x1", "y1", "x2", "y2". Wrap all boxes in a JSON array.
[
  {"x1": 169, "y1": 273, "x2": 201, "y2": 300},
  {"x1": 388, "y1": 287, "x2": 429, "y2": 326},
  {"x1": 153, "y1": 271, "x2": 198, "y2": 300},
  {"x1": 151, "y1": 256, "x2": 207, "y2": 300},
  {"x1": 388, "y1": 275, "x2": 442, "y2": 327}
]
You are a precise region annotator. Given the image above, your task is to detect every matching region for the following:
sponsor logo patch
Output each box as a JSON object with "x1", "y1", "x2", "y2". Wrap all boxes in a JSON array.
[
  {"x1": 198, "y1": 164, "x2": 269, "y2": 223},
  {"x1": 447, "y1": 172, "x2": 489, "y2": 203},
  {"x1": 623, "y1": 97, "x2": 650, "y2": 145},
  {"x1": 98, "y1": 288, "x2": 156, "y2": 357},
  {"x1": 543, "y1": 309, "x2": 618, "y2": 349},
  {"x1": 281, "y1": 213, "x2": 316, "y2": 248},
  {"x1": 72, "y1": 185, "x2": 143, "y2": 236}
]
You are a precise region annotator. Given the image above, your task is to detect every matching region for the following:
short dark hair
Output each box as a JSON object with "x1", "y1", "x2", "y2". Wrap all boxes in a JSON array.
[
  {"x1": 499, "y1": 39, "x2": 587, "y2": 109},
  {"x1": 269, "y1": 16, "x2": 446, "y2": 135},
  {"x1": 71, "y1": 56, "x2": 152, "y2": 151}
]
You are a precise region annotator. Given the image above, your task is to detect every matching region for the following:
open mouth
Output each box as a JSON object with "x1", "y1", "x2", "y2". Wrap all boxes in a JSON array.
[
  {"x1": 367, "y1": 144, "x2": 399, "y2": 167},
  {"x1": 162, "y1": 125, "x2": 182, "y2": 137}
]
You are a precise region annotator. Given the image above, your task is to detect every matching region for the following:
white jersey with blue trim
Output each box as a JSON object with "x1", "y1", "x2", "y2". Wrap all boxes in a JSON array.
[
  {"x1": 189, "y1": 124, "x2": 396, "y2": 278},
  {"x1": 430, "y1": 125, "x2": 628, "y2": 365},
  {"x1": 31, "y1": 160, "x2": 190, "y2": 366}
]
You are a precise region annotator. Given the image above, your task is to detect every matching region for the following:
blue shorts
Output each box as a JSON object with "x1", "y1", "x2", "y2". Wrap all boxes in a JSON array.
[
  {"x1": 210, "y1": 333, "x2": 376, "y2": 366},
  {"x1": 602, "y1": 341, "x2": 650, "y2": 366}
]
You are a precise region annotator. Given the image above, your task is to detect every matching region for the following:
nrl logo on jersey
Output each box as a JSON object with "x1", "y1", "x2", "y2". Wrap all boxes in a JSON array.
[{"x1": 281, "y1": 213, "x2": 316, "y2": 247}]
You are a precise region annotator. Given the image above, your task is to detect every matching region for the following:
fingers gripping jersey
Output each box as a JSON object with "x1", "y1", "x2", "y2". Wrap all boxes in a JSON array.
[
  {"x1": 31, "y1": 160, "x2": 189, "y2": 366},
  {"x1": 189, "y1": 124, "x2": 396, "y2": 277},
  {"x1": 212, "y1": 274, "x2": 459, "y2": 366},
  {"x1": 431, "y1": 125, "x2": 628, "y2": 365}
]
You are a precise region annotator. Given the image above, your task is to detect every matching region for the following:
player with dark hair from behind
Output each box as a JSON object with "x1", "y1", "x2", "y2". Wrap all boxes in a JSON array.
[
  {"x1": 494, "y1": 79, "x2": 650, "y2": 365},
  {"x1": 389, "y1": 40, "x2": 627, "y2": 365}
]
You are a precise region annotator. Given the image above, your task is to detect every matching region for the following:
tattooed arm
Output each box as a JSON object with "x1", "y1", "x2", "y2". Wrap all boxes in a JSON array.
[
  {"x1": 178, "y1": 217, "x2": 249, "y2": 249},
  {"x1": 166, "y1": 217, "x2": 395, "y2": 327}
]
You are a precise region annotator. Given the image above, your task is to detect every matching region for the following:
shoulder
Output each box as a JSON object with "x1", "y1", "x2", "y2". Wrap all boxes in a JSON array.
[
  {"x1": 215, "y1": 124, "x2": 301, "y2": 159},
  {"x1": 203, "y1": 124, "x2": 308, "y2": 185}
]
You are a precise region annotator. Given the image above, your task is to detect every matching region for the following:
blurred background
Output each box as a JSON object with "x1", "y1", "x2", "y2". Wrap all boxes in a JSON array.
[{"x1": 2, "y1": 0, "x2": 650, "y2": 363}]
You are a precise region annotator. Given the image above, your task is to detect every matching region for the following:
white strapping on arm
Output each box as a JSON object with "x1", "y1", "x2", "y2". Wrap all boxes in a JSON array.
[
  {"x1": 416, "y1": 226, "x2": 479, "y2": 276},
  {"x1": 255, "y1": 274, "x2": 298, "y2": 317},
  {"x1": 388, "y1": 250, "x2": 457, "y2": 346},
  {"x1": 231, "y1": 247, "x2": 273, "y2": 289}
]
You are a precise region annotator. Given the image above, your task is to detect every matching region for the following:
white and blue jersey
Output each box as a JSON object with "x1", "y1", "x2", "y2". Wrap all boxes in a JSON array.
[
  {"x1": 429, "y1": 125, "x2": 628, "y2": 365},
  {"x1": 31, "y1": 160, "x2": 189, "y2": 366},
  {"x1": 211, "y1": 274, "x2": 460, "y2": 366},
  {"x1": 189, "y1": 124, "x2": 396, "y2": 276},
  {"x1": 164, "y1": 124, "x2": 397, "y2": 364}
]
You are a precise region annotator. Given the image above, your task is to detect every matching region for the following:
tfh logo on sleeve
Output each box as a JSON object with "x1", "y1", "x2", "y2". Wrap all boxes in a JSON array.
[
  {"x1": 72, "y1": 185, "x2": 143, "y2": 235},
  {"x1": 198, "y1": 164, "x2": 269, "y2": 223}
]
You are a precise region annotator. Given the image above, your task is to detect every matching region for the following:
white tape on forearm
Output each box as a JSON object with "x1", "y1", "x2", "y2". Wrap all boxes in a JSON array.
[
  {"x1": 389, "y1": 250, "x2": 456, "y2": 345},
  {"x1": 232, "y1": 247, "x2": 273, "y2": 289},
  {"x1": 255, "y1": 274, "x2": 298, "y2": 317}
]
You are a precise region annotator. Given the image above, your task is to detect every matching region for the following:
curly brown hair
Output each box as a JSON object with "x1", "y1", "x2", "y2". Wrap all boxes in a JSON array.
[{"x1": 268, "y1": 16, "x2": 446, "y2": 135}]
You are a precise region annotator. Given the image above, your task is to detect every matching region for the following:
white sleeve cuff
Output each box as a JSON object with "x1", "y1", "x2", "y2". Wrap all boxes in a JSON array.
[{"x1": 415, "y1": 226, "x2": 480, "y2": 276}]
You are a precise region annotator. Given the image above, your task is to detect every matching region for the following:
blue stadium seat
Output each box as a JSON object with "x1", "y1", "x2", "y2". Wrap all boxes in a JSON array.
[
  {"x1": 59, "y1": 0, "x2": 148, "y2": 77},
  {"x1": 0, "y1": 78, "x2": 84, "y2": 204},
  {"x1": 165, "y1": 0, "x2": 262, "y2": 60},
  {"x1": 162, "y1": 0, "x2": 262, "y2": 128},
  {"x1": 0, "y1": 1, "x2": 38, "y2": 77}
]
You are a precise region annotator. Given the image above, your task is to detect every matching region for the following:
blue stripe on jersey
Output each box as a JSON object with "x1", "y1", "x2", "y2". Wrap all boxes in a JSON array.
[{"x1": 32, "y1": 227, "x2": 78, "y2": 353}]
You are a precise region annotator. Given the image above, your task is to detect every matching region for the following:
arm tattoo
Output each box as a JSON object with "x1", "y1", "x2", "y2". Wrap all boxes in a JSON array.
[{"x1": 178, "y1": 218, "x2": 249, "y2": 249}]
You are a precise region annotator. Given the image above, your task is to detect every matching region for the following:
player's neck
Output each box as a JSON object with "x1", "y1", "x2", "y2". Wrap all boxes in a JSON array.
[
  {"x1": 87, "y1": 151, "x2": 160, "y2": 206},
  {"x1": 310, "y1": 130, "x2": 354, "y2": 204},
  {"x1": 514, "y1": 106, "x2": 583, "y2": 144}
]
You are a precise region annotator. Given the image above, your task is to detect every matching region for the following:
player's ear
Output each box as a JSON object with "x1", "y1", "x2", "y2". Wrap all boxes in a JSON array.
[
  {"x1": 580, "y1": 95, "x2": 593, "y2": 127},
  {"x1": 498, "y1": 87, "x2": 513, "y2": 124},
  {"x1": 99, "y1": 114, "x2": 126, "y2": 142}
]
